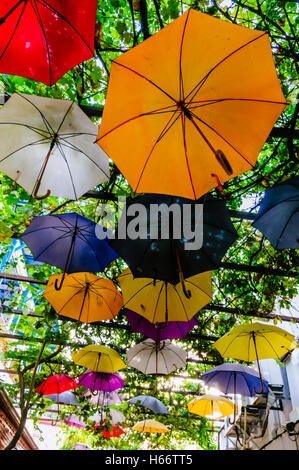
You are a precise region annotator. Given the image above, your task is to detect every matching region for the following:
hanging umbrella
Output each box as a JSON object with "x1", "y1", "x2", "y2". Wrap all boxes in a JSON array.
[
  {"x1": 72, "y1": 345, "x2": 126, "y2": 373},
  {"x1": 21, "y1": 213, "x2": 118, "y2": 290},
  {"x1": 0, "y1": 93, "x2": 109, "y2": 200},
  {"x1": 213, "y1": 322, "x2": 295, "y2": 393},
  {"x1": 200, "y1": 363, "x2": 269, "y2": 397},
  {"x1": 0, "y1": 1, "x2": 97, "y2": 85},
  {"x1": 43, "y1": 272, "x2": 123, "y2": 323},
  {"x1": 132, "y1": 419, "x2": 169, "y2": 433},
  {"x1": 128, "y1": 395, "x2": 169, "y2": 415},
  {"x1": 200, "y1": 363, "x2": 269, "y2": 424},
  {"x1": 252, "y1": 176, "x2": 299, "y2": 249},
  {"x1": 43, "y1": 391, "x2": 79, "y2": 406},
  {"x1": 91, "y1": 409, "x2": 126, "y2": 425},
  {"x1": 84, "y1": 390, "x2": 124, "y2": 406},
  {"x1": 99, "y1": 425, "x2": 125, "y2": 438},
  {"x1": 126, "y1": 309, "x2": 198, "y2": 341},
  {"x1": 78, "y1": 370, "x2": 124, "y2": 392},
  {"x1": 97, "y1": 8, "x2": 287, "y2": 200},
  {"x1": 127, "y1": 338, "x2": 187, "y2": 375},
  {"x1": 188, "y1": 394, "x2": 235, "y2": 420},
  {"x1": 110, "y1": 193, "x2": 238, "y2": 284},
  {"x1": 36, "y1": 374, "x2": 78, "y2": 395},
  {"x1": 65, "y1": 414, "x2": 87, "y2": 429},
  {"x1": 118, "y1": 268, "x2": 212, "y2": 323}
]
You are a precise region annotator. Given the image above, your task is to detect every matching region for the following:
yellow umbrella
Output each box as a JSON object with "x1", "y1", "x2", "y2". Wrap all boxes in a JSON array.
[
  {"x1": 132, "y1": 419, "x2": 169, "y2": 433},
  {"x1": 118, "y1": 268, "x2": 212, "y2": 323},
  {"x1": 97, "y1": 9, "x2": 287, "y2": 199},
  {"x1": 213, "y1": 322, "x2": 295, "y2": 392},
  {"x1": 72, "y1": 345, "x2": 126, "y2": 373},
  {"x1": 43, "y1": 272, "x2": 123, "y2": 324},
  {"x1": 188, "y1": 394, "x2": 235, "y2": 420}
]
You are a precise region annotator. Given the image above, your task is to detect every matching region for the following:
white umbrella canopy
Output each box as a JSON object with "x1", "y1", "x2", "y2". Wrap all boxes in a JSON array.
[
  {"x1": 0, "y1": 93, "x2": 110, "y2": 200},
  {"x1": 43, "y1": 391, "x2": 79, "y2": 406},
  {"x1": 91, "y1": 409, "x2": 126, "y2": 425},
  {"x1": 127, "y1": 338, "x2": 187, "y2": 375},
  {"x1": 84, "y1": 390, "x2": 125, "y2": 406}
]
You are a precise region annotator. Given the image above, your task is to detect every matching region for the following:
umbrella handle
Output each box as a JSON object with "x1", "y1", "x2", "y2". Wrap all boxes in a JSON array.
[
  {"x1": 54, "y1": 273, "x2": 66, "y2": 291},
  {"x1": 32, "y1": 183, "x2": 51, "y2": 200},
  {"x1": 253, "y1": 382, "x2": 265, "y2": 395}
]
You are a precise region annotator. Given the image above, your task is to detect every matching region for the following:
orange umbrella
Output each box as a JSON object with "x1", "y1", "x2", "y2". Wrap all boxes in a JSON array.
[{"x1": 97, "y1": 9, "x2": 287, "y2": 199}]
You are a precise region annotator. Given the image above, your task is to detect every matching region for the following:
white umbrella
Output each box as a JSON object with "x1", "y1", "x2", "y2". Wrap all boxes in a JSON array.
[
  {"x1": 0, "y1": 93, "x2": 110, "y2": 200},
  {"x1": 43, "y1": 391, "x2": 79, "y2": 406},
  {"x1": 91, "y1": 409, "x2": 126, "y2": 425},
  {"x1": 84, "y1": 390, "x2": 124, "y2": 406},
  {"x1": 127, "y1": 338, "x2": 187, "y2": 374}
]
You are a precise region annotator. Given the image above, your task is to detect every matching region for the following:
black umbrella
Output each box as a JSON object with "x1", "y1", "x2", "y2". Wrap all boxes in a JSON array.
[
  {"x1": 110, "y1": 193, "x2": 238, "y2": 290},
  {"x1": 252, "y1": 176, "x2": 299, "y2": 249}
]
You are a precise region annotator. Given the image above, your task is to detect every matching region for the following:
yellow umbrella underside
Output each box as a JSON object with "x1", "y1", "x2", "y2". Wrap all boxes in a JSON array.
[
  {"x1": 118, "y1": 268, "x2": 212, "y2": 323},
  {"x1": 132, "y1": 419, "x2": 169, "y2": 433},
  {"x1": 72, "y1": 345, "x2": 126, "y2": 373},
  {"x1": 43, "y1": 272, "x2": 123, "y2": 323},
  {"x1": 213, "y1": 322, "x2": 295, "y2": 362},
  {"x1": 188, "y1": 394, "x2": 235, "y2": 419}
]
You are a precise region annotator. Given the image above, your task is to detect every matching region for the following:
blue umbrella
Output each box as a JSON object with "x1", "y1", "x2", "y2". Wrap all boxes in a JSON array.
[
  {"x1": 200, "y1": 363, "x2": 269, "y2": 423},
  {"x1": 252, "y1": 176, "x2": 299, "y2": 249},
  {"x1": 44, "y1": 391, "x2": 79, "y2": 406},
  {"x1": 21, "y1": 213, "x2": 118, "y2": 289},
  {"x1": 128, "y1": 395, "x2": 169, "y2": 415}
]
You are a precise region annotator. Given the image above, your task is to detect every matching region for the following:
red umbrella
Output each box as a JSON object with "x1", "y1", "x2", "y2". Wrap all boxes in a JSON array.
[
  {"x1": 36, "y1": 374, "x2": 78, "y2": 395},
  {"x1": 0, "y1": 1, "x2": 97, "y2": 85},
  {"x1": 98, "y1": 425, "x2": 125, "y2": 438}
]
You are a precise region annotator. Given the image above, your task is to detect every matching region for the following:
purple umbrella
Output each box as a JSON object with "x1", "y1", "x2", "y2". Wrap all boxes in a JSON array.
[
  {"x1": 125, "y1": 309, "x2": 198, "y2": 341},
  {"x1": 65, "y1": 414, "x2": 87, "y2": 428},
  {"x1": 78, "y1": 370, "x2": 124, "y2": 392}
]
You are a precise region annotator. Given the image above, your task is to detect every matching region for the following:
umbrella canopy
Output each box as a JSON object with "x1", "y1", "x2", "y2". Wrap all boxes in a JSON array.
[
  {"x1": 110, "y1": 193, "x2": 238, "y2": 284},
  {"x1": 84, "y1": 390, "x2": 124, "y2": 406},
  {"x1": 65, "y1": 414, "x2": 86, "y2": 429},
  {"x1": 0, "y1": 1, "x2": 97, "y2": 85},
  {"x1": 43, "y1": 391, "x2": 79, "y2": 406},
  {"x1": 97, "y1": 8, "x2": 286, "y2": 200},
  {"x1": 127, "y1": 338, "x2": 187, "y2": 375},
  {"x1": 72, "y1": 345, "x2": 126, "y2": 373},
  {"x1": 118, "y1": 268, "x2": 212, "y2": 324},
  {"x1": 91, "y1": 409, "x2": 126, "y2": 425},
  {"x1": 125, "y1": 309, "x2": 198, "y2": 341},
  {"x1": 78, "y1": 370, "x2": 124, "y2": 392},
  {"x1": 200, "y1": 363, "x2": 269, "y2": 397},
  {"x1": 132, "y1": 419, "x2": 169, "y2": 433},
  {"x1": 21, "y1": 214, "x2": 118, "y2": 282},
  {"x1": 188, "y1": 394, "x2": 235, "y2": 419},
  {"x1": 252, "y1": 176, "x2": 299, "y2": 249},
  {"x1": 36, "y1": 374, "x2": 78, "y2": 395},
  {"x1": 0, "y1": 93, "x2": 109, "y2": 200},
  {"x1": 99, "y1": 425, "x2": 125, "y2": 438},
  {"x1": 213, "y1": 322, "x2": 295, "y2": 392},
  {"x1": 128, "y1": 395, "x2": 169, "y2": 415},
  {"x1": 43, "y1": 272, "x2": 123, "y2": 323}
]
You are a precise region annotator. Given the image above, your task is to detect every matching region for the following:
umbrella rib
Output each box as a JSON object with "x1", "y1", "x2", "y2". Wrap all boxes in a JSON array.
[
  {"x1": 189, "y1": 97, "x2": 288, "y2": 109},
  {"x1": 172, "y1": 284, "x2": 191, "y2": 321},
  {"x1": 152, "y1": 283, "x2": 165, "y2": 324},
  {"x1": 0, "y1": 136, "x2": 52, "y2": 164},
  {"x1": 97, "y1": 105, "x2": 178, "y2": 142},
  {"x1": 185, "y1": 32, "x2": 268, "y2": 105},
  {"x1": 0, "y1": 1, "x2": 27, "y2": 62},
  {"x1": 32, "y1": 0, "x2": 52, "y2": 86},
  {"x1": 159, "y1": 347, "x2": 170, "y2": 374},
  {"x1": 272, "y1": 206, "x2": 299, "y2": 249},
  {"x1": 0, "y1": 122, "x2": 51, "y2": 139},
  {"x1": 179, "y1": 8, "x2": 191, "y2": 102},
  {"x1": 55, "y1": 141, "x2": 78, "y2": 199},
  {"x1": 122, "y1": 280, "x2": 155, "y2": 308},
  {"x1": 184, "y1": 278, "x2": 212, "y2": 300},
  {"x1": 56, "y1": 101, "x2": 75, "y2": 136},
  {"x1": 112, "y1": 60, "x2": 177, "y2": 104},
  {"x1": 190, "y1": 110, "x2": 255, "y2": 168},
  {"x1": 254, "y1": 196, "x2": 299, "y2": 222},
  {"x1": 36, "y1": 0, "x2": 95, "y2": 56},
  {"x1": 49, "y1": 285, "x2": 86, "y2": 316},
  {"x1": 57, "y1": 136, "x2": 110, "y2": 180},
  {"x1": 74, "y1": 228, "x2": 108, "y2": 271},
  {"x1": 16, "y1": 92, "x2": 56, "y2": 136},
  {"x1": 181, "y1": 112, "x2": 196, "y2": 199},
  {"x1": 33, "y1": 231, "x2": 73, "y2": 261},
  {"x1": 135, "y1": 111, "x2": 182, "y2": 193}
]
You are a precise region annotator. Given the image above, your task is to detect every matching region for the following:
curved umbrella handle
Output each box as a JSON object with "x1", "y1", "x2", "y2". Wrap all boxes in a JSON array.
[
  {"x1": 54, "y1": 273, "x2": 66, "y2": 291},
  {"x1": 253, "y1": 381, "x2": 265, "y2": 395},
  {"x1": 32, "y1": 180, "x2": 51, "y2": 200}
]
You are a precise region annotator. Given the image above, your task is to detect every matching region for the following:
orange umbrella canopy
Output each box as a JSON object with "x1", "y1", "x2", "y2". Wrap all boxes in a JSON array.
[
  {"x1": 97, "y1": 9, "x2": 286, "y2": 199},
  {"x1": 43, "y1": 272, "x2": 123, "y2": 323}
]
